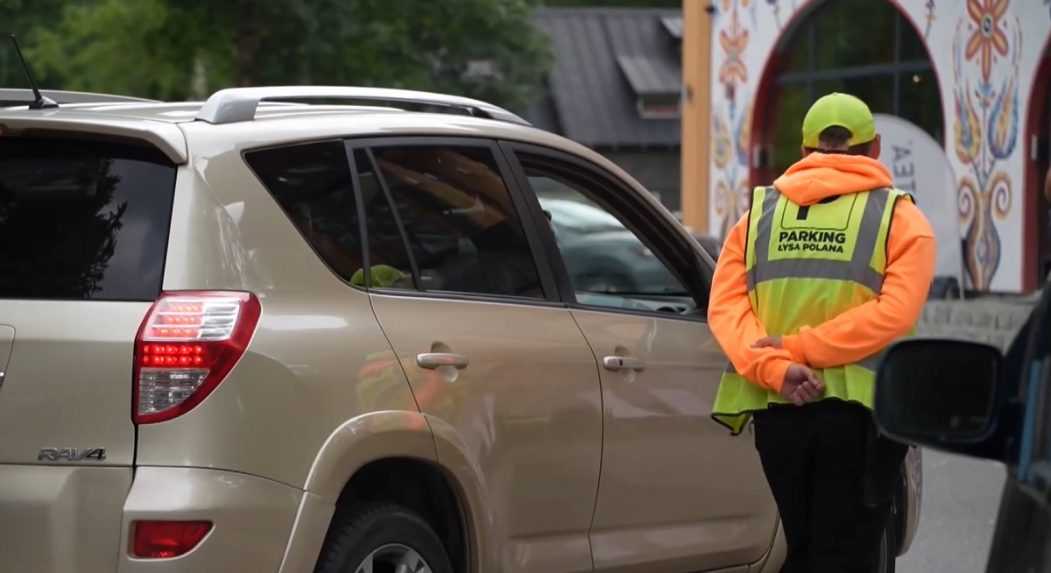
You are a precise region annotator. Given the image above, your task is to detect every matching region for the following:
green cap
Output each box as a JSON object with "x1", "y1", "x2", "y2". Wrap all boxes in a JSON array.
[{"x1": 801, "y1": 92, "x2": 876, "y2": 149}]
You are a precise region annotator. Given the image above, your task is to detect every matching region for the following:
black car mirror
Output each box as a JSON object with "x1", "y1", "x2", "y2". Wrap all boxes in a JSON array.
[{"x1": 875, "y1": 339, "x2": 1003, "y2": 446}]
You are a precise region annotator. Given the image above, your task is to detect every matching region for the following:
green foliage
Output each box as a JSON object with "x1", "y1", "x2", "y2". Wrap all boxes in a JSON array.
[
  {"x1": 3, "y1": 0, "x2": 551, "y2": 111},
  {"x1": 542, "y1": 0, "x2": 680, "y2": 6}
]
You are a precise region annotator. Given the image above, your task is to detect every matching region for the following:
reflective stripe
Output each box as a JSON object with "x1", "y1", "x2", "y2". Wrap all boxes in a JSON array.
[
  {"x1": 853, "y1": 188, "x2": 890, "y2": 280},
  {"x1": 746, "y1": 187, "x2": 780, "y2": 290},
  {"x1": 748, "y1": 188, "x2": 891, "y2": 291},
  {"x1": 751, "y1": 259, "x2": 885, "y2": 292}
]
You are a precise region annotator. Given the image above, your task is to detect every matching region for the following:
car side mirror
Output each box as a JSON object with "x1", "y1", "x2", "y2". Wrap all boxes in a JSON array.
[{"x1": 875, "y1": 339, "x2": 1004, "y2": 449}]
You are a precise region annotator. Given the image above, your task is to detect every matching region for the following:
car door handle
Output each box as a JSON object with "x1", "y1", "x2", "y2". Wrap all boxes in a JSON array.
[
  {"x1": 603, "y1": 356, "x2": 646, "y2": 372},
  {"x1": 417, "y1": 353, "x2": 470, "y2": 370}
]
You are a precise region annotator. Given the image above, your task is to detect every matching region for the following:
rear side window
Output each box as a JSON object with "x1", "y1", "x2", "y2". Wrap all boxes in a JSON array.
[
  {"x1": 245, "y1": 141, "x2": 367, "y2": 283},
  {"x1": 369, "y1": 145, "x2": 543, "y2": 299},
  {"x1": 0, "y1": 137, "x2": 176, "y2": 301}
]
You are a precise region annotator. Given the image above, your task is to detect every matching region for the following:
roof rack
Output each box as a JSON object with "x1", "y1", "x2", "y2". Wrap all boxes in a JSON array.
[
  {"x1": 0, "y1": 88, "x2": 156, "y2": 107},
  {"x1": 195, "y1": 86, "x2": 530, "y2": 126}
]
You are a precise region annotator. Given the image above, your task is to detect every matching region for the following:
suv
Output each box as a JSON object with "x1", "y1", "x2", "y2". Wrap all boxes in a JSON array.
[{"x1": 0, "y1": 86, "x2": 920, "y2": 573}]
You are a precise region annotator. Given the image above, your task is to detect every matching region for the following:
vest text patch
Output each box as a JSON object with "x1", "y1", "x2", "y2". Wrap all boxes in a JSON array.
[{"x1": 777, "y1": 229, "x2": 848, "y2": 253}]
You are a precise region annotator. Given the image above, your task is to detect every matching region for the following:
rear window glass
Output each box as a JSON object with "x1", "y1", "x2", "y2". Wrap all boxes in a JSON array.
[
  {"x1": 244, "y1": 141, "x2": 366, "y2": 282},
  {"x1": 0, "y1": 137, "x2": 177, "y2": 301}
]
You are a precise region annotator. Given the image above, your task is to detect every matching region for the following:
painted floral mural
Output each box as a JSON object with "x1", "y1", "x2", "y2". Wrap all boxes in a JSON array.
[
  {"x1": 954, "y1": 0, "x2": 1020, "y2": 289},
  {"x1": 704, "y1": 0, "x2": 1047, "y2": 290}
]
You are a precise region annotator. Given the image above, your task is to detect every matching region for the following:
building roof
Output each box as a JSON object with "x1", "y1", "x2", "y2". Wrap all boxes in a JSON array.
[{"x1": 528, "y1": 7, "x2": 683, "y2": 149}]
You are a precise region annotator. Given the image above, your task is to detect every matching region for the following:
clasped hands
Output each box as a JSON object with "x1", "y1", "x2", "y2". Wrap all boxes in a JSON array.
[{"x1": 752, "y1": 336, "x2": 825, "y2": 406}]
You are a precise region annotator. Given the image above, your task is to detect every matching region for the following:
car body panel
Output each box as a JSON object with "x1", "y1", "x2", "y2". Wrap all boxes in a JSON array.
[
  {"x1": 572, "y1": 309, "x2": 779, "y2": 572},
  {"x1": 138, "y1": 158, "x2": 419, "y2": 488},
  {"x1": 370, "y1": 292, "x2": 603, "y2": 573},
  {"x1": 0, "y1": 465, "x2": 131, "y2": 573},
  {"x1": 118, "y1": 467, "x2": 301, "y2": 573},
  {"x1": 0, "y1": 301, "x2": 146, "y2": 466}
]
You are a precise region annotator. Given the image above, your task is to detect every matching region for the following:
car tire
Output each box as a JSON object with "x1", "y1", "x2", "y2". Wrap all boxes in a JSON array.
[
  {"x1": 314, "y1": 503, "x2": 454, "y2": 573},
  {"x1": 877, "y1": 513, "x2": 898, "y2": 573}
]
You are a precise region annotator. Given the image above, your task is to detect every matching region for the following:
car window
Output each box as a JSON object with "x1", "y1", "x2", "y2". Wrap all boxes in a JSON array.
[
  {"x1": 520, "y1": 165, "x2": 692, "y2": 314},
  {"x1": 369, "y1": 145, "x2": 544, "y2": 299},
  {"x1": 0, "y1": 137, "x2": 176, "y2": 301},
  {"x1": 355, "y1": 149, "x2": 416, "y2": 289},
  {"x1": 245, "y1": 140, "x2": 367, "y2": 283}
]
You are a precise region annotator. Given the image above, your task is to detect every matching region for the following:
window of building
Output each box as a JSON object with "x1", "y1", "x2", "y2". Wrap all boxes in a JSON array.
[{"x1": 763, "y1": 0, "x2": 943, "y2": 175}]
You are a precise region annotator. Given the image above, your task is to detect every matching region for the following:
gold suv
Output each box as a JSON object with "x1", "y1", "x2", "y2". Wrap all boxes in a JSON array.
[{"x1": 0, "y1": 86, "x2": 920, "y2": 573}]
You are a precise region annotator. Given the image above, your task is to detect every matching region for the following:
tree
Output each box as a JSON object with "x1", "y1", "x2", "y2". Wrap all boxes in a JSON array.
[
  {"x1": 542, "y1": 0, "x2": 680, "y2": 6},
  {"x1": 15, "y1": 0, "x2": 551, "y2": 111}
]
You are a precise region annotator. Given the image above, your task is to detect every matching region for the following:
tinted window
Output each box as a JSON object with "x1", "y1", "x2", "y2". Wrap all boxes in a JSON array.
[
  {"x1": 355, "y1": 150, "x2": 415, "y2": 289},
  {"x1": 246, "y1": 141, "x2": 367, "y2": 283},
  {"x1": 524, "y1": 167, "x2": 690, "y2": 313},
  {"x1": 371, "y1": 145, "x2": 543, "y2": 299},
  {"x1": 0, "y1": 137, "x2": 176, "y2": 301}
]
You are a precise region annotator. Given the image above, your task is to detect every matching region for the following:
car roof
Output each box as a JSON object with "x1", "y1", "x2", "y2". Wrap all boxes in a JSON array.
[
  {"x1": 0, "y1": 86, "x2": 706, "y2": 273},
  {"x1": 0, "y1": 87, "x2": 624, "y2": 177}
]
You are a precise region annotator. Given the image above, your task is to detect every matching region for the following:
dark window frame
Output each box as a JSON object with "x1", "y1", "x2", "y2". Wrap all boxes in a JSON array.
[
  {"x1": 500, "y1": 141, "x2": 712, "y2": 320},
  {"x1": 346, "y1": 136, "x2": 562, "y2": 306}
]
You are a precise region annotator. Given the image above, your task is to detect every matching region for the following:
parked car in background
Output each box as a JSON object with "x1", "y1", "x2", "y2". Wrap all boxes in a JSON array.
[
  {"x1": 0, "y1": 85, "x2": 919, "y2": 573},
  {"x1": 875, "y1": 281, "x2": 1051, "y2": 572}
]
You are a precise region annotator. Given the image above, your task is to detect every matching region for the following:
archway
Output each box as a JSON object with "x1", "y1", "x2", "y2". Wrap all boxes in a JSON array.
[
  {"x1": 751, "y1": 0, "x2": 944, "y2": 184},
  {"x1": 1025, "y1": 38, "x2": 1051, "y2": 290}
]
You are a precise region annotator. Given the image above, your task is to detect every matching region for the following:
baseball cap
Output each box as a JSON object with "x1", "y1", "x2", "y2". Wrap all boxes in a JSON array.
[{"x1": 801, "y1": 92, "x2": 876, "y2": 149}]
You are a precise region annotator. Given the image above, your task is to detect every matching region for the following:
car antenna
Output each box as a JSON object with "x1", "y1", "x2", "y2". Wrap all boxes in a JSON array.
[{"x1": 8, "y1": 34, "x2": 57, "y2": 110}]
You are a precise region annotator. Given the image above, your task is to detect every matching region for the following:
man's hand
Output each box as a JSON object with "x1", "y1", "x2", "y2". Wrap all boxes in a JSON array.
[
  {"x1": 752, "y1": 336, "x2": 783, "y2": 349},
  {"x1": 780, "y1": 363, "x2": 825, "y2": 406}
]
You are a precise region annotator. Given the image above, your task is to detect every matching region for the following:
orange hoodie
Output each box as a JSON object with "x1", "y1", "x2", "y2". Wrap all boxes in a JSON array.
[{"x1": 708, "y1": 153, "x2": 936, "y2": 391}]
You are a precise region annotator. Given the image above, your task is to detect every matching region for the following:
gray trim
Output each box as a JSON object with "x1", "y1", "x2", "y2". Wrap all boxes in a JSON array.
[
  {"x1": 195, "y1": 86, "x2": 529, "y2": 125},
  {"x1": 746, "y1": 187, "x2": 779, "y2": 290},
  {"x1": 751, "y1": 259, "x2": 885, "y2": 292},
  {"x1": 853, "y1": 188, "x2": 891, "y2": 288}
]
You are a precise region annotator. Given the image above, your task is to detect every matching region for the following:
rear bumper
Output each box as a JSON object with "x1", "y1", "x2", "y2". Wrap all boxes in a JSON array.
[
  {"x1": 0, "y1": 464, "x2": 304, "y2": 573},
  {"x1": 0, "y1": 465, "x2": 132, "y2": 573},
  {"x1": 118, "y1": 466, "x2": 302, "y2": 573}
]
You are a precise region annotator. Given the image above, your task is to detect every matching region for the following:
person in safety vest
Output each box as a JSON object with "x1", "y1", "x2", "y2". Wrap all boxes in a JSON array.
[{"x1": 708, "y1": 92, "x2": 936, "y2": 573}]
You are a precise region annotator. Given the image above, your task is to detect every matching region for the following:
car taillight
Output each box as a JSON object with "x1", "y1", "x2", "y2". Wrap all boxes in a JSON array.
[
  {"x1": 133, "y1": 291, "x2": 261, "y2": 424},
  {"x1": 132, "y1": 520, "x2": 212, "y2": 558}
]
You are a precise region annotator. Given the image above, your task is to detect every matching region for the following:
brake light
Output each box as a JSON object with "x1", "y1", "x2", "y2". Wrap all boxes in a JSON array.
[
  {"x1": 132, "y1": 520, "x2": 212, "y2": 558},
  {"x1": 133, "y1": 291, "x2": 261, "y2": 424}
]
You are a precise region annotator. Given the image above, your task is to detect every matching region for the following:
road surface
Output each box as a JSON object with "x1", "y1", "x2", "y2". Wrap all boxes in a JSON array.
[{"x1": 897, "y1": 449, "x2": 1007, "y2": 573}]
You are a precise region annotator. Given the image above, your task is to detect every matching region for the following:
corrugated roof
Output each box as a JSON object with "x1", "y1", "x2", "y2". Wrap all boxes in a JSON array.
[
  {"x1": 661, "y1": 16, "x2": 683, "y2": 40},
  {"x1": 617, "y1": 55, "x2": 680, "y2": 96},
  {"x1": 529, "y1": 7, "x2": 682, "y2": 148}
]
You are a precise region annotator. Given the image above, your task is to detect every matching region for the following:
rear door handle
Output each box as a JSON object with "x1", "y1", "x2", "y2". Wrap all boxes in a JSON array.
[
  {"x1": 603, "y1": 356, "x2": 646, "y2": 372},
  {"x1": 417, "y1": 353, "x2": 470, "y2": 370}
]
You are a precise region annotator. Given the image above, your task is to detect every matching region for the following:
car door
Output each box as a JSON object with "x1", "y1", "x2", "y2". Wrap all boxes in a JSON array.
[
  {"x1": 987, "y1": 283, "x2": 1051, "y2": 572},
  {"x1": 503, "y1": 143, "x2": 778, "y2": 573},
  {"x1": 350, "y1": 138, "x2": 604, "y2": 573}
]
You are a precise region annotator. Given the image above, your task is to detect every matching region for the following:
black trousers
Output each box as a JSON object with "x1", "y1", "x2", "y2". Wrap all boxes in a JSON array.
[{"x1": 753, "y1": 400, "x2": 908, "y2": 573}]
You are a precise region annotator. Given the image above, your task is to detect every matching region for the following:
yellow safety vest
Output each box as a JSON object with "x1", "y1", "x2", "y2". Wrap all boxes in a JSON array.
[{"x1": 711, "y1": 186, "x2": 913, "y2": 434}]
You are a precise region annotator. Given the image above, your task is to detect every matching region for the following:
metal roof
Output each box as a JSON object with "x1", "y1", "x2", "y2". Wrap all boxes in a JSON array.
[
  {"x1": 616, "y1": 55, "x2": 680, "y2": 96},
  {"x1": 528, "y1": 7, "x2": 682, "y2": 149}
]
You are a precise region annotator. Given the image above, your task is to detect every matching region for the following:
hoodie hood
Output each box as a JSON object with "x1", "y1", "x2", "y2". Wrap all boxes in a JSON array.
[{"x1": 773, "y1": 153, "x2": 893, "y2": 206}]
